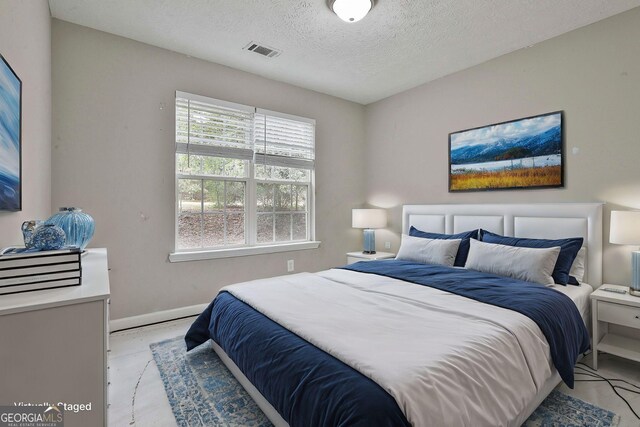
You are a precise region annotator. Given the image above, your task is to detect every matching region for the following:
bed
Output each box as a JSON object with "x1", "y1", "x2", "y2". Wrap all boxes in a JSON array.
[{"x1": 185, "y1": 203, "x2": 603, "y2": 427}]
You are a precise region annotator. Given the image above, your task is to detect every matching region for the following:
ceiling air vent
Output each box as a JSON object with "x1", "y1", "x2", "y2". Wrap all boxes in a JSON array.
[{"x1": 244, "y1": 42, "x2": 282, "y2": 58}]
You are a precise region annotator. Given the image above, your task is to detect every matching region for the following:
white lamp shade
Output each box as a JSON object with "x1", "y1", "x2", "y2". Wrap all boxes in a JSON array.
[
  {"x1": 331, "y1": 0, "x2": 372, "y2": 23},
  {"x1": 610, "y1": 210, "x2": 640, "y2": 245},
  {"x1": 352, "y1": 209, "x2": 386, "y2": 229}
]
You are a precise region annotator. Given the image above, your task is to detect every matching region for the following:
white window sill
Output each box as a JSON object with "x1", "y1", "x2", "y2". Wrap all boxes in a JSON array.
[{"x1": 169, "y1": 241, "x2": 321, "y2": 262}]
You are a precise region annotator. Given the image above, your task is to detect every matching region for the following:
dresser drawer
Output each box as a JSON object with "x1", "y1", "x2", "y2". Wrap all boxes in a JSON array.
[{"x1": 598, "y1": 301, "x2": 640, "y2": 329}]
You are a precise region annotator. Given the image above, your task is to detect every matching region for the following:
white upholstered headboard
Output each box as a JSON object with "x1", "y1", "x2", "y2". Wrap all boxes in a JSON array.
[{"x1": 402, "y1": 203, "x2": 603, "y2": 286}]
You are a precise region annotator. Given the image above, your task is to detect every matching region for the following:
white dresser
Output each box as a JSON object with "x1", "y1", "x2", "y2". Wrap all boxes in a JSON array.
[{"x1": 0, "y1": 248, "x2": 110, "y2": 426}]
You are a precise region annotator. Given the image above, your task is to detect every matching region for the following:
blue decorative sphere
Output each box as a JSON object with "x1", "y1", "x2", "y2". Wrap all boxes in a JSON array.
[
  {"x1": 31, "y1": 224, "x2": 66, "y2": 251},
  {"x1": 45, "y1": 207, "x2": 95, "y2": 251},
  {"x1": 22, "y1": 220, "x2": 44, "y2": 249}
]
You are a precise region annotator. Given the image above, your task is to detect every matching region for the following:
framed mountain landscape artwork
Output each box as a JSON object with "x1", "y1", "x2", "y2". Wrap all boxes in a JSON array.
[
  {"x1": 0, "y1": 54, "x2": 21, "y2": 211},
  {"x1": 449, "y1": 111, "x2": 563, "y2": 192}
]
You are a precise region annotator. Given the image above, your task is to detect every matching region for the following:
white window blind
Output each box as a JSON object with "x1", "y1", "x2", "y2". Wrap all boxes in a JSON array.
[
  {"x1": 176, "y1": 95, "x2": 316, "y2": 166},
  {"x1": 254, "y1": 110, "x2": 315, "y2": 170},
  {"x1": 176, "y1": 91, "x2": 254, "y2": 161}
]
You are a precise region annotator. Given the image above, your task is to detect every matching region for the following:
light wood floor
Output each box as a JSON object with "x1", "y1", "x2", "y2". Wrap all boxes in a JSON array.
[{"x1": 109, "y1": 317, "x2": 640, "y2": 427}]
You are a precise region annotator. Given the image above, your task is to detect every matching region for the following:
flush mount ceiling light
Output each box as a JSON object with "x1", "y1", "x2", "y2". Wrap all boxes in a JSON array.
[{"x1": 329, "y1": 0, "x2": 373, "y2": 23}]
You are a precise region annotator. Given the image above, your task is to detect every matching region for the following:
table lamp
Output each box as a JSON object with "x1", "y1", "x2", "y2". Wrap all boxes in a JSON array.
[
  {"x1": 610, "y1": 210, "x2": 640, "y2": 297},
  {"x1": 352, "y1": 209, "x2": 387, "y2": 254}
]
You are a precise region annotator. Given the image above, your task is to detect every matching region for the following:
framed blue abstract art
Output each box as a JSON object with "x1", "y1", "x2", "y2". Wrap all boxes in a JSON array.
[{"x1": 0, "y1": 54, "x2": 21, "y2": 211}]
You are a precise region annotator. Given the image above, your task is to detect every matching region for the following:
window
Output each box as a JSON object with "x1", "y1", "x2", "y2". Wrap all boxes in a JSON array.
[{"x1": 174, "y1": 91, "x2": 316, "y2": 256}]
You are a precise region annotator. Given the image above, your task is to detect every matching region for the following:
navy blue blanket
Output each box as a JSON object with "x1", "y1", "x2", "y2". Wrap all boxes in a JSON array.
[
  {"x1": 343, "y1": 260, "x2": 590, "y2": 387},
  {"x1": 186, "y1": 292, "x2": 410, "y2": 427}
]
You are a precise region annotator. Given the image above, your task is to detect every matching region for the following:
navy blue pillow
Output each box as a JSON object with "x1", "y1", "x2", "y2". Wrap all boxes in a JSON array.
[
  {"x1": 409, "y1": 227, "x2": 478, "y2": 267},
  {"x1": 479, "y1": 230, "x2": 583, "y2": 286}
]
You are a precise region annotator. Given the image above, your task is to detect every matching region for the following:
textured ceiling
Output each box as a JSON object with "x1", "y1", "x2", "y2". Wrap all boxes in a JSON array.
[{"x1": 49, "y1": 0, "x2": 640, "y2": 104}]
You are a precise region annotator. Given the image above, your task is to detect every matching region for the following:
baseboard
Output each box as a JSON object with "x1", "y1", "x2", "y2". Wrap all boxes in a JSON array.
[{"x1": 109, "y1": 303, "x2": 208, "y2": 332}]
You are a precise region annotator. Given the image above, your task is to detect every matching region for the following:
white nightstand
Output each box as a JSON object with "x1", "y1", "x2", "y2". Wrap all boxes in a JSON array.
[
  {"x1": 591, "y1": 284, "x2": 640, "y2": 369},
  {"x1": 346, "y1": 251, "x2": 395, "y2": 265}
]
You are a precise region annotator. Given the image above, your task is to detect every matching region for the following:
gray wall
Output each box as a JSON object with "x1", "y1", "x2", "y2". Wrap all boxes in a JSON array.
[
  {"x1": 0, "y1": 1, "x2": 51, "y2": 246},
  {"x1": 365, "y1": 8, "x2": 640, "y2": 286},
  {"x1": 52, "y1": 20, "x2": 366, "y2": 320},
  {"x1": 52, "y1": 7, "x2": 640, "y2": 320}
]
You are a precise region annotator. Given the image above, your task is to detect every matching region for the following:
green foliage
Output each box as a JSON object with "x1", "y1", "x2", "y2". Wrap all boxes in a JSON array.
[
  {"x1": 257, "y1": 184, "x2": 307, "y2": 212},
  {"x1": 179, "y1": 179, "x2": 245, "y2": 212},
  {"x1": 177, "y1": 154, "x2": 245, "y2": 177},
  {"x1": 255, "y1": 164, "x2": 310, "y2": 182}
]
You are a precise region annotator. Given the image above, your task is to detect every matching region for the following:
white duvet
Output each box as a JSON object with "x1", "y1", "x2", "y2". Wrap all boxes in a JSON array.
[{"x1": 223, "y1": 268, "x2": 558, "y2": 427}]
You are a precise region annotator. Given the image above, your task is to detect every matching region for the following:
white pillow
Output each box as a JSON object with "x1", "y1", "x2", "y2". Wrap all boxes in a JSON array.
[
  {"x1": 465, "y1": 239, "x2": 561, "y2": 285},
  {"x1": 395, "y1": 235, "x2": 461, "y2": 267},
  {"x1": 570, "y1": 247, "x2": 586, "y2": 283}
]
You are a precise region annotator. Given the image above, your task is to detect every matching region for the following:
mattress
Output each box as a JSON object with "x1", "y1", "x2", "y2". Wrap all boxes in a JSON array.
[{"x1": 551, "y1": 281, "x2": 593, "y2": 325}]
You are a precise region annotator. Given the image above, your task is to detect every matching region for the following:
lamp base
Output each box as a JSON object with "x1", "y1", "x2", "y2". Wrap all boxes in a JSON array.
[{"x1": 362, "y1": 229, "x2": 376, "y2": 254}]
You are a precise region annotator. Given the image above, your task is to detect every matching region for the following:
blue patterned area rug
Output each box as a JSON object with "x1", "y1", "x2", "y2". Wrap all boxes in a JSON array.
[
  {"x1": 151, "y1": 337, "x2": 620, "y2": 427},
  {"x1": 150, "y1": 337, "x2": 272, "y2": 427},
  {"x1": 524, "y1": 390, "x2": 620, "y2": 427}
]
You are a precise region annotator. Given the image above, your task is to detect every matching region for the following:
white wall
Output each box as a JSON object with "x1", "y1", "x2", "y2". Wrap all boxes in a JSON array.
[
  {"x1": 365, "y1": 8, "x2": 640, "y2": 286},
  {"x1": 52, "y1": 20, "x2": 366, "y2": 320},
  {"x1": 0, "y1": 1, "x2": 51, "y2": 246}
]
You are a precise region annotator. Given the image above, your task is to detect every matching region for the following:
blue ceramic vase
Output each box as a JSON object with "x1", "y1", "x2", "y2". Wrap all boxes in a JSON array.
[
  {"x1": 46, "y1": 207, "x2": 95, "y2": 251},
  {"x1": 31, "y1": 224, "x2": 66, "y2": 251}
]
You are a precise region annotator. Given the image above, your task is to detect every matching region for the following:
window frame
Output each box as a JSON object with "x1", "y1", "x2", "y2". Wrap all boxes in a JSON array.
[{"x1": 170, "y1": 92, "x2": 319, "y2": 262}]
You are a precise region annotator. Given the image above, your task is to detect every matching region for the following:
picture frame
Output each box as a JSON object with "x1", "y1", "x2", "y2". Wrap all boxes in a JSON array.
[
  {"x1": 0, "y1": 53, "x2": 22, "y2": 211},
  {"x1": 449, "y1": 111, "x2": 564, "y2": 192}
]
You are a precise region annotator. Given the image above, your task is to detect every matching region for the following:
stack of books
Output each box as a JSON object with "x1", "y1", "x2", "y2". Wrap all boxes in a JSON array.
[{"x1": 0, "y1": 248, "x2": 82, "y2": 295}]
